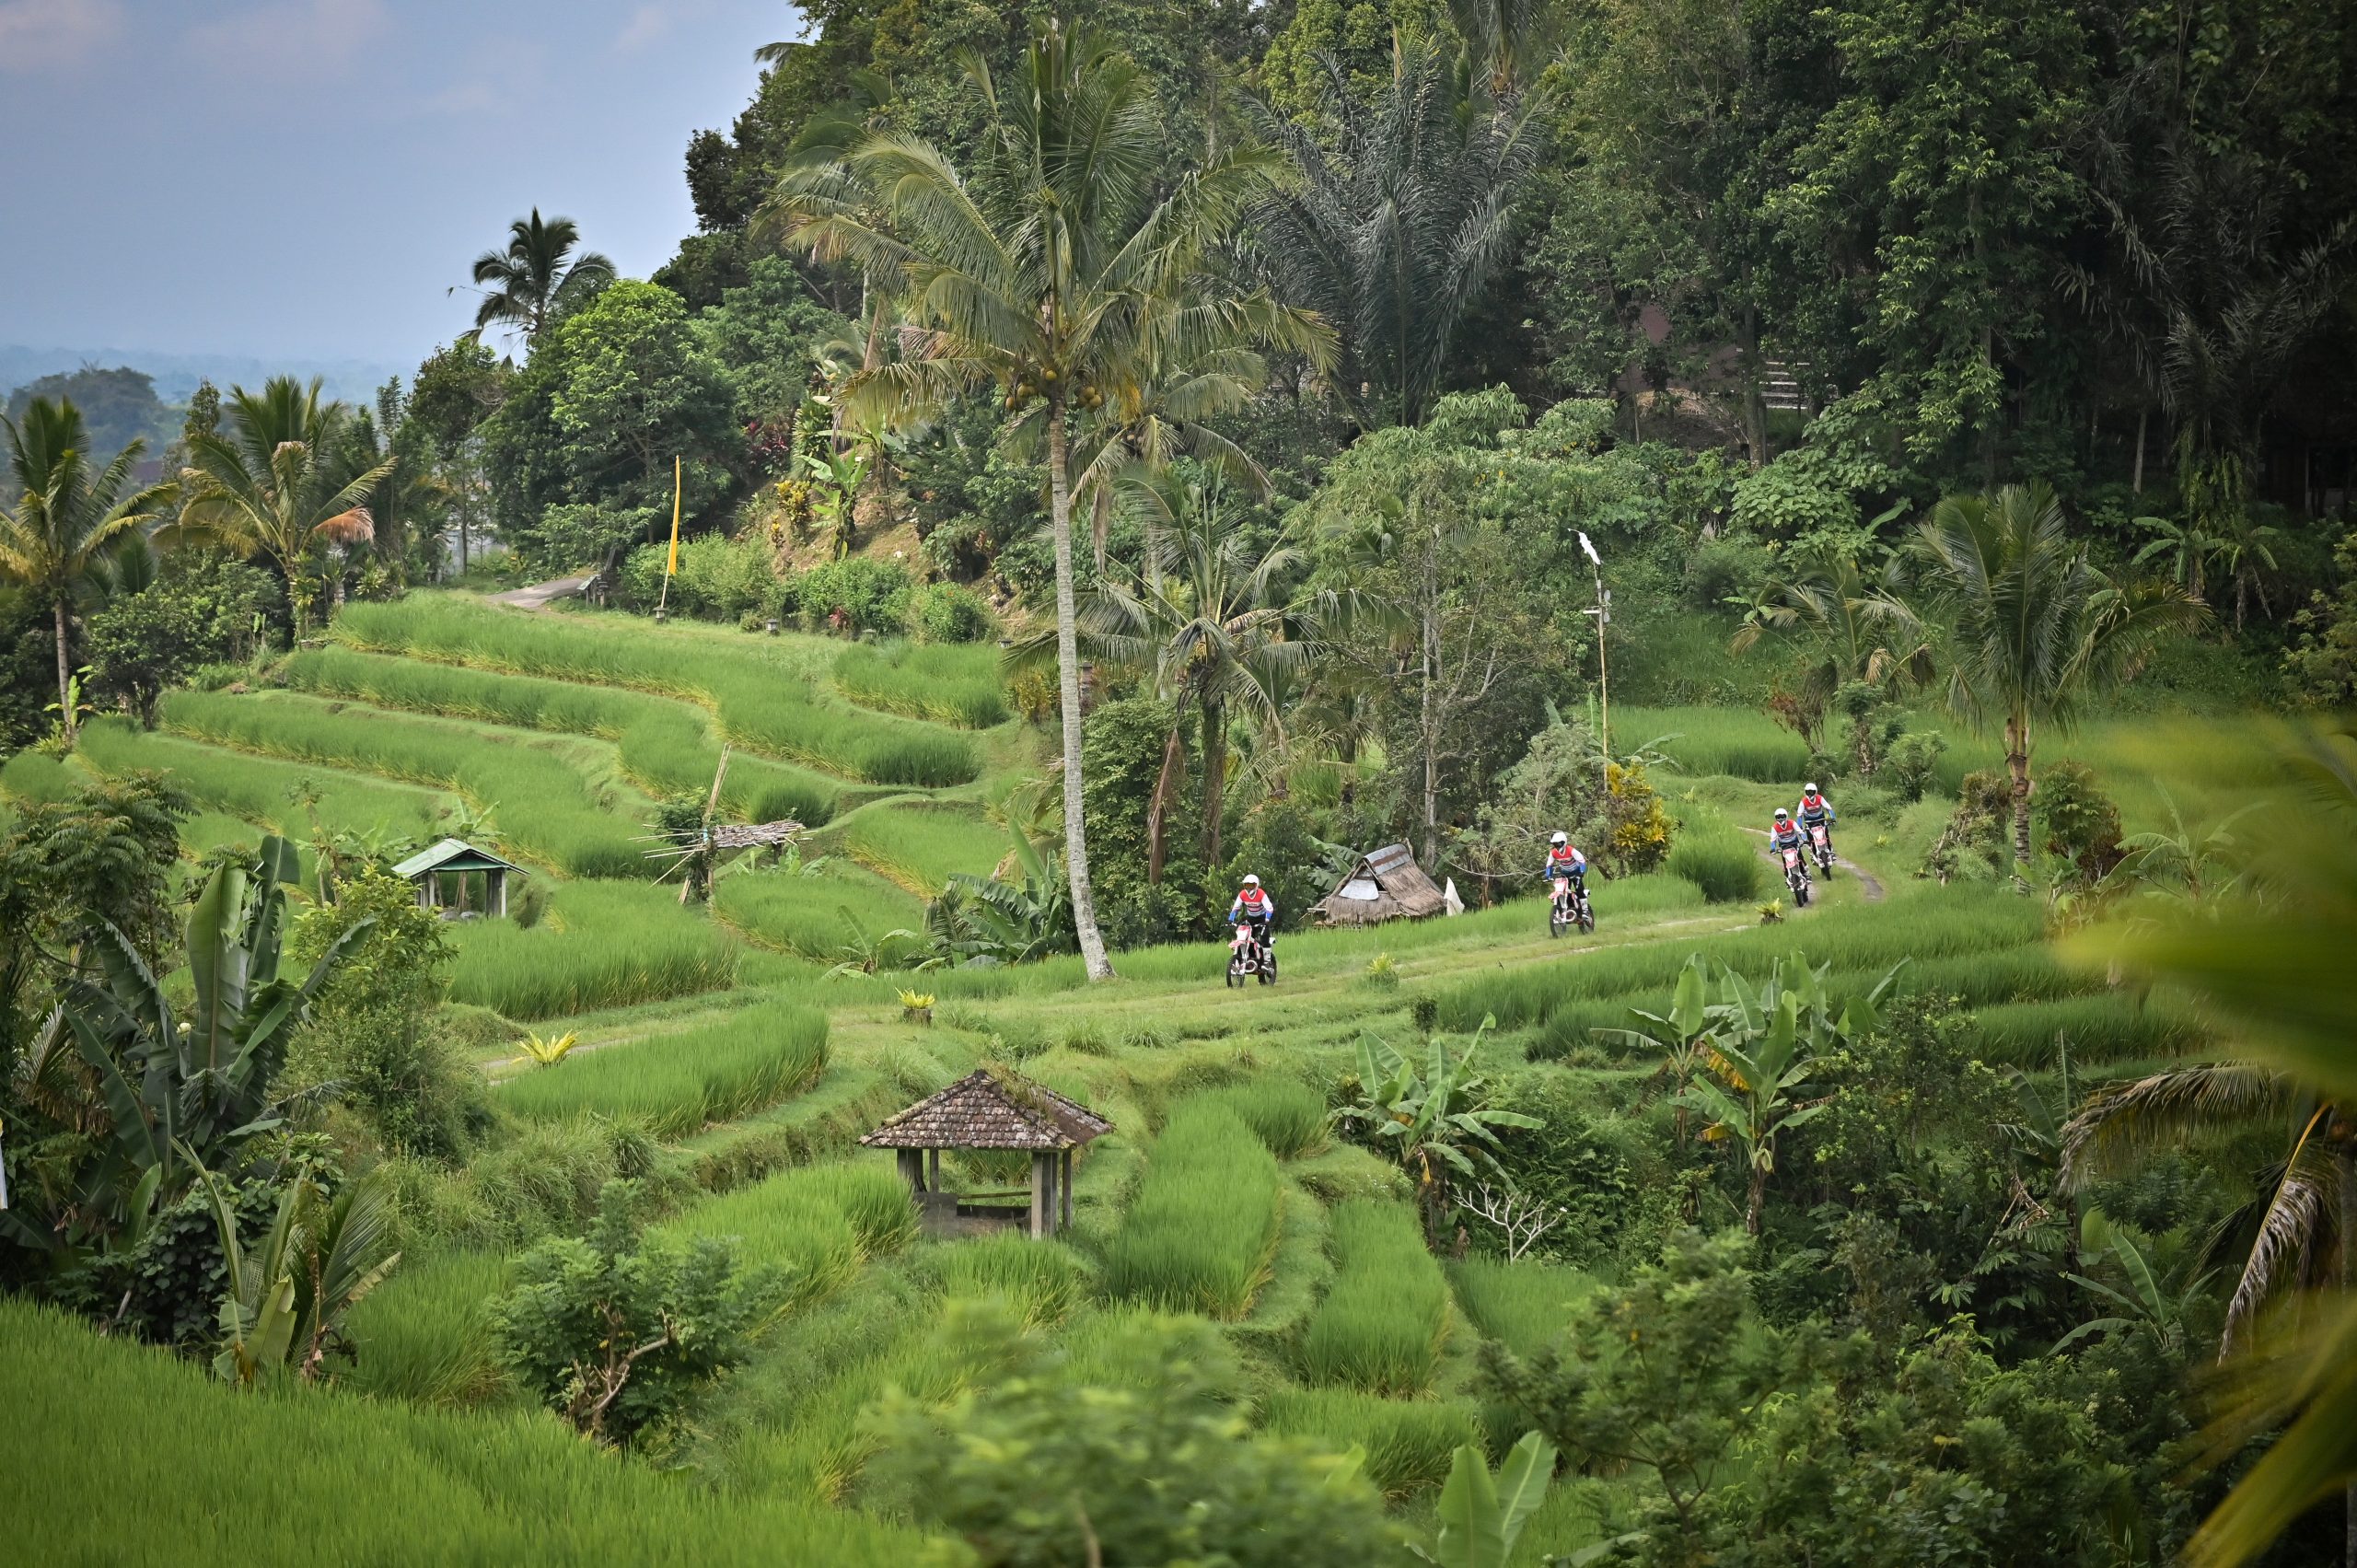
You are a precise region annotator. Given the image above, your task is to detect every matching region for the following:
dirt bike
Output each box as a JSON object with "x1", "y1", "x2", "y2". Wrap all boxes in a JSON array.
[
  {"x1": 1226, "y1": 920, "x2": 1275, "y2": 986},
  {"x1": 1548, "y1": 874, "x2": 1595, "y2": 936},
  {"x1": 1807, "y1": 820, "x2": 1836, "y2": 878},
  {"x1": 1780, "y1": 842, "x2": 1812, "y2": 907}
]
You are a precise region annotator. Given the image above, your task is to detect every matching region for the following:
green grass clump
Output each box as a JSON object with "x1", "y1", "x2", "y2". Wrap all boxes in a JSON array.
[
  {"x1": 1440, "y1": 885, "x2": 2042, "y2": 1034},
  {"x1": 340, "y1": 1249, "x2": 513, "y2": 1407},
  {"x1": 931, "y1": 1231, "x2": 1091, "y2": 1328},
  {"x1": 286, "y1": 646, "x2": 838, "y2": 826},
  {"x1": 1448, "y1": 1257, "x2": 1599, "y2": 1356},
  {"x1": 832, "y1": 800, "x2": 1006, "y2": 896},
  {"x1": 76, "y1": 716, "x2": 444, "y2": 842},
  {"x1": 333, "y1": 596, "x2": 979, "y2": 786},
  {"x1": 1621, "y1": 705, "x2": 1814, "y2": 782},
  {"x1": 0, "y1": 1297, "x2": 938, "y2": 1567},
  {"x1": 714, "y1": 864, "x2": 927, "y2": 959},
  {"x1": 496, "y1": 996, "x2": 826, "y2": 1136},
  {"x1": 1257, "y1": 1387, "x2": 1480, "y2": 1498},
  {"x1": 1186, "y1": 1078, "x2": 1331, "y2": 1159},
  {"x1": 1666, "y1": 805, "x2": 1764, "y2": 902},
  {"x1": 835, "y1": 641, "x2": 1010, "y2": 728},
  {"x1": 1297, "y1": 1200, "x2": 1450, "y2": 1395},
  {"x1": 1969, "y1": 994, "x2": 2198, "y2": 1066},
  {"x1": 655, "y1": 1161, "x2": 911, "y2": 1309},
  {"x1": 1102, "y1": 1101, "x2": 1282, "y2": 1319},
  {"x1": 0, "y1": 749, "x2": 83, "y2": 806},
  {"x1": 159, "y1": 690, "x2": 643, "y2": 877},
  {"x1": 447, "y1": 881, "x2": 740, "y2": 1017}
]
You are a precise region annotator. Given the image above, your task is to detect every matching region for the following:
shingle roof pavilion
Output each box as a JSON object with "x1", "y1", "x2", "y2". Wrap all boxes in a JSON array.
[{"x1": 860, "y1": 1069, "x2": 1114, "y2": 1152}]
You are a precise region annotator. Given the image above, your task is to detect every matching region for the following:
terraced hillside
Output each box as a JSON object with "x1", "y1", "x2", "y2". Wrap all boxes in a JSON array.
[{"x1": 0, "y1": 590, "x2": 2238, "y2": 1563}]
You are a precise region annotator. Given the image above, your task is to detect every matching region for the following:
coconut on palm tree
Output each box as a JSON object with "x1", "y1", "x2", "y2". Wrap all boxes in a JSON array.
[
  {"x1": 775, "y1": 20, "x2": 1332, "y2": 981},
  {"x1": 0, "y1": 399, "x2": 175, "y2": 743},
  {"x1": 1908, "y1": 482, "x2": 2204, "y2": 869},
  {"x1": 468, "y1": 209, "x2": 615, "y2": 348},
  {"x1": 169, "y1": 377, "x2": 391, "y2": 640}
]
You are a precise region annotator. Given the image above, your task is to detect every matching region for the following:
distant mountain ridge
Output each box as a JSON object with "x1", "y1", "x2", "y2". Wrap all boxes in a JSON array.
[{"x1": 0, "y1": 343, "x2": 408, "y2": 408}]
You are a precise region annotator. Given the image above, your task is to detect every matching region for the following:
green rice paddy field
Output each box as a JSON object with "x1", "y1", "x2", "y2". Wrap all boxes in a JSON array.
[{"x1": 0, "y1": 589, "x2": 2254, "y2": 1564}]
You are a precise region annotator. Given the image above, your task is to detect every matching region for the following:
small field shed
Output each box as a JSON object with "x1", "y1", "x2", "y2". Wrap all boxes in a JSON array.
[{"x1": 1310, "y1": 842, "x2": 1449, "y2": 926}]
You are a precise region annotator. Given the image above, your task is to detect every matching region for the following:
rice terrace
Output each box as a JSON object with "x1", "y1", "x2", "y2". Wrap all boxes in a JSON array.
[{"x1": 3, "y1": 6, "x2": 2355, "y2": 1567}]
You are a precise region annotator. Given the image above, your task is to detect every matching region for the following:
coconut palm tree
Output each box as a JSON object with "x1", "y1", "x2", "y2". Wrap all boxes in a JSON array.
[
  {"x1": 468, "y1": 209, "x2": 616, "y2": 348},
  {"x1": 1909, "y1": 482, "x2": 2204, "y2": 869},
  {"x1": 169, "y1": 377, "x2": 391, "y2": 639},
  {"x1": 777, "y1": 20, "x2": 1332, "y2": 981},
  {"x1": 0, "y1": 399, "x2": 175, "y2": 742}
]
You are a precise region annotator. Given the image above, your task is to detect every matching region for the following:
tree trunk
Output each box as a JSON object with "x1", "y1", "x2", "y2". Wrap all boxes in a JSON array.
[
  {"x1": 2004, "y1": 715, "x2": 2034, "y2": 870},
  {"x1": 52, "y1": 597, "x2": 75, "y2": 745},
  {"x1": 1745, "y1": 1160, "x2": 1767, "y2": 1236},
  {"x1": 1420, "y1": 597, "x2": 1441, "y2": 869},
  {"x1": 2131, "y1": 408, "x2": 2147, "y2": 495},
  {"x1": 1047, "y1": 401, "x2": 1115, "y2": 981},
  {"x1": 1145, "y1": 716, "x2": 1186, "y2": 884},
  {"x1": 1201, "y1": 699, "x2": 1227, "y2": 867}
]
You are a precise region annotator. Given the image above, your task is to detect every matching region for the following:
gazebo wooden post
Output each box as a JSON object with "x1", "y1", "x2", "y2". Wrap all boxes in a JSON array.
[
  {"x1": 898, "y1": 1149, "x2": 924, "y2": 1193},
  {"x1": 491, "y1": 867, "x2": 507, "y2": 918},
  {"x1": 1060, "y1": 1149, "x2": 1073, "y2": 1231},
  {"x1": 925, "y1": 1148, "x2": 940, "y2": 1192},
  {"x1": 1029, "y1": 1153, "x2": 1051, "y2": 1239}
]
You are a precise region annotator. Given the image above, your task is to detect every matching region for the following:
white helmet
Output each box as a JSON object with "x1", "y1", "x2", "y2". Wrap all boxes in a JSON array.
[
  {"x1": 1242, "y1": 874, "x2": 1260, "y2": 888},
  {"x1": 1550, "y1": 831, "x2": 1568, "y2": 846},
  {"x1": 1804, "y1": 782, "x2": 1818, "y2": 795},
  {"x1": 1774, "y1": 807, "x2": 1791, "y2": 821}
]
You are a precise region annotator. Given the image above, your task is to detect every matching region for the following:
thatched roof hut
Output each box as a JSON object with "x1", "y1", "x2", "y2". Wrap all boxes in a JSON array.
[
  {"x1": 1309, "y1": 842, "x2": 1449, "y2": 926},
  {"x1": 861, "y1": 1069, "x2": 1113, "y2": 1238}
]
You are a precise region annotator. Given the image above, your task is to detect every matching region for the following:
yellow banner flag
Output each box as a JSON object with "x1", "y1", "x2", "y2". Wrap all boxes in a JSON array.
[{"x1": 665, "y1": 455, "x2": 682, "y2": 575}]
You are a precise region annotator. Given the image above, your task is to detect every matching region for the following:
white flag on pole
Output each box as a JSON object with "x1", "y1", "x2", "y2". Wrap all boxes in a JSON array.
[{"x1": 1577, "y1": 530, "x2": 1601, "y2": 566}]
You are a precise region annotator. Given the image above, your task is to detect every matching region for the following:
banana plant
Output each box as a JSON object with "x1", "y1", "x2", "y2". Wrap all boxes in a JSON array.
[
  {"x1": 1676, "y1": 955, "x2": 1902, "y2": 1234},
  {"x1": 1596, "y1": 953, "x2": 1712, "y2": 1146},
  {"x1": 2053, "y1": 1208, "x2": 2213, "y2": 1355},
  {"x1": 1335, "y1": 1017, "x2": 1540, "y2": 1245},
  {"x1": 1414, "y1": 1431, "x2": 1557, "y2": 1567},
  {"x1": 11, "y1": 837, "x2": 369, "y2": 1251},
  {"x1": 193, "y1": 1152, "x2": 401, "y2": 1386}
]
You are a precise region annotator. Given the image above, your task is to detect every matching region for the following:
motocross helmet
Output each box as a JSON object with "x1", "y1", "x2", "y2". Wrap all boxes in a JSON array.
[
  {"x1": 1550, "y1": 831, "x2": 1568, "y2": 846},
  {"x1": 1774, "y1": 807, "x2": 1791, "y2": 821},
  {"x1": 1242, "y1": 874, "x2": 1260, "y2": 887}
]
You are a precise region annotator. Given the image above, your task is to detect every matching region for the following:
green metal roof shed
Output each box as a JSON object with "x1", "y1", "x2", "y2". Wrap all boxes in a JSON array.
[{"x1": 392, "y1": 838, "x2": 528, "y2": 917}]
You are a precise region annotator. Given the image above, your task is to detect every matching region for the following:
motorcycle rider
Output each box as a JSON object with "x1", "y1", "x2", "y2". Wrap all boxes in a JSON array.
[
  {"x1": 1794, "y1": 783, "x2": 1837, "y2": 855},
  {"x1": 1541, "y1": 831, "x2": 1587, "y2": 912},
  {"x1": 1227, "y1": 874, "x2": 1276, "y2": 969},
  {"x1": 1769, "y1": 807, "x2": 1806, "y2": 860}
]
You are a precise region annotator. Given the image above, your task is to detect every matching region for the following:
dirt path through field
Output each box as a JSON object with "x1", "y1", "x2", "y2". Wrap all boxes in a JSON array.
[
  {"x1": 489, "y1": 574, "x2": 594, "y2": 611},
  {"x1": 1740, "y1": 825, "x2": 1887, "y2": 902}
]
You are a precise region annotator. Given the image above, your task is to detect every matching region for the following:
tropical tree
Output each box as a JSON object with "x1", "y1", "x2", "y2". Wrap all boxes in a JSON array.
[
  {"x1": 468, "y1": 209, "x2": 616, "y2": 348},
  {"x1": 1908, "y1": 482, "x2": 2204, "y2": 868},
  {"x1": 1729, "y1": 545, "x2": 1933, "y2": 765},
  {"x1": 1040, "y1": 473, "x2": 1329, "y2": 874},
  {"x1": 1334, "y1": 1021, "x2": 1539, "y2": 1244},
  {"x1": 0, "y1": 399, "x2": 175, "y2": 742},
  {"x1": 1252, "y1": 30, "x2": 1548, "y2": 427},
  {"x1": 170, "y1": 377, "x2": 391, "y2": 638},
  {"x1": 777, "y1": 21, "x2": 1331, "y2": 981},
  {"x1": 2068, "y1": 722, "x2": 2357, "y2": 1567},
  {"x1": 1416, "y1": 1431, "x2": 1558, "y2": 1568}
]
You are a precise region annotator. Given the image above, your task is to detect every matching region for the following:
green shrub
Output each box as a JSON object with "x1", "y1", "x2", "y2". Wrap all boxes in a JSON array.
[
  {"x1": 496, "y1": 997, "x2": 827, "y2": 1137},
  {"x1": 1103, "y1": 1101, "x2": 1283, "y2": 1318},
  {"x1": 1297, "y1": 1201, "x2": 1449, "y2": 1394},
  {"x1": 788, "y1": 557, "x2": 912, "y2": 635},
  {"x1": 907, "y1": 581, "x2": 993, "y2": 644},
  {"x1": 615, "y1": 533, "x2": 779, "y2": 621}
]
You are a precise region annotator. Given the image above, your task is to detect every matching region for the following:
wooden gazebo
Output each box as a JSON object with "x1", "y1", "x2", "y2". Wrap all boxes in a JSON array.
[
  {"x1": 392, "y1": 838, "x2": 528, "y2": 919},
  {"x1": 859, "y1": 1069, "x2": 1113, "y2": 1239},
  {"x1": 1309, "y1": 842, "x2": 1449, "y2": 926}
]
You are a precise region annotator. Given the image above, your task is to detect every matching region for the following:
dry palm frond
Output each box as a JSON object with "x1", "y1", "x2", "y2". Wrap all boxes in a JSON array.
[
  {"x1": 2220, "y1": 1109, "x2": 2342, "y2": 1353},
  {"x1": 2058, "y1": 1063, "x2": 2288, "y2": 1189}
]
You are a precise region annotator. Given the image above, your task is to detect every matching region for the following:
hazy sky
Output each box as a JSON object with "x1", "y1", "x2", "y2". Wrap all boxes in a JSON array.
[{"x1": 0, "y1": 0, "x2": 798, "y2": 368}]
